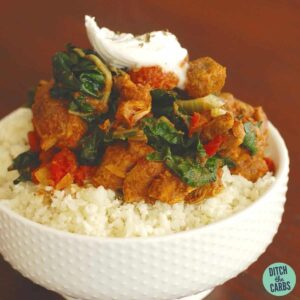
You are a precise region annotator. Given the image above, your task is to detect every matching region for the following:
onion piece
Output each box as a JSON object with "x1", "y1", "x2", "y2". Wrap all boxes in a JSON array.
[{"x1": 175, "y1": 94, "x2": 225, "y2": 114}]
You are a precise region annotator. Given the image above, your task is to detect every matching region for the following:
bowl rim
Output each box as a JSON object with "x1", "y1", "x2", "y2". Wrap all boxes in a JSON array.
[{"x1": 0, "y1": 112, "x2": 289, "y2": 243}]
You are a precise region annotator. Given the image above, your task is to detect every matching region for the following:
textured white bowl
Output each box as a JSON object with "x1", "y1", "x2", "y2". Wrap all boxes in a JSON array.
[{"x1": 0, "y1": 119, "x2": 289, "y2": 300}]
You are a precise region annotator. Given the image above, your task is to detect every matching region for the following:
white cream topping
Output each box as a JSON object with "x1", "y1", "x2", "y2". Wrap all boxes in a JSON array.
[{"x1": 85, "y1": 16, "x2": 188, "y2": 88}]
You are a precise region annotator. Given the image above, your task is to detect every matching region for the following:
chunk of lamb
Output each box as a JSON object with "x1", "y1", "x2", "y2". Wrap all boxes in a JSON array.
[
  {"x1": 32, "y1": 80, "x2": 87, "y2": 150},
  {"x1": 232, "y1": 148, "x2": 269, "y2": 181},
  {"x1": 123, "y1": 158, "x2": 165, "y2": 203},
  {"x1": 221, "y1": 92, "x2": 268, "y2": 138},
  {"x1": 201, "y1": 112, "x2": 234, "y2": 142},
  {"x1": 221, "y1": 93, "x2": 254, "y2": 117},
  {"x1": 114, "y1": 74, "x2": 152, "y2": 128},
  {"x1": 220, "y1": 119, "x2": 246, "y2": 151},
  {"x1": 185, "y1": 168, "x2": 223, "y2": 204},
  {"x1": 185, "y1": 57, "x2": 226, "y2": 98},
  {"x1": 148, "y1": 169, "x2": 195, "y2": 204},
  {"x1": 219, "y1": 93, "x2": 269, "y2": 181},
  {"x1": 92, "y1": 141, "x2": 154, "y2": 190},
  {"x1": 200, "y1": 113, "x2": 245, "y2": 154}
]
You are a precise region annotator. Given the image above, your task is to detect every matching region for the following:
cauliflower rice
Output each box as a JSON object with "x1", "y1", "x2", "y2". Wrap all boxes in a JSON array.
[{"x1": 0, "y1": 108, "x2": 275, "y2": 237}]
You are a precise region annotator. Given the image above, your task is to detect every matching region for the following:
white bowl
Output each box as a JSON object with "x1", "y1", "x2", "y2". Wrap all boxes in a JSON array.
[{"x1": 0, "y1": 118, "x2": 289, "y2": 300}]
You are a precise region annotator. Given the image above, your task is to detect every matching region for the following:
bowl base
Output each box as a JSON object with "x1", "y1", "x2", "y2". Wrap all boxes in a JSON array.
[
  {"x1": 177, "y1": 288, "x2": 213, "y2": 299},
  {"x1": 62, "y1": 288, "x2": 213, "y2": 300}
]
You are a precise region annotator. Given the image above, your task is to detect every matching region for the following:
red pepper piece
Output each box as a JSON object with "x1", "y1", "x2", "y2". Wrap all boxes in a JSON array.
[
  {"x1": 50, "y1": 148, "x2": 77, "y2": 184},
  {"x1": 74, "y1": 166, "x2": 96, "y2": 186},
  {"x1": 129, "y1": 66, "x2": 178, "y2": 90},
  {"x1": 188, "y1": 112, "x2": 208, "y2": 137},
  {"x1": 204, "y1": 135, "x2": 226, "y2": 157},
  {"x1": 264, "y1": 157, "x2": 275, "y2": 173}
]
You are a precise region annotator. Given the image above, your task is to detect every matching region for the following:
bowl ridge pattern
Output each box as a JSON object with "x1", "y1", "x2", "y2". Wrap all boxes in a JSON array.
[
  {"x1": 0, "y1": 109, "x2": 289, "y2": 300},
  {"x1": 0, "y1": 177, "x2": 288, "y2": 300}
]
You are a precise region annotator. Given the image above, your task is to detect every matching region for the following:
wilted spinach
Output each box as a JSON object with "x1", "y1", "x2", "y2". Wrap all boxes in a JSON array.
[
  {"x1": 8, "y1": 151, "x2": 40, "y2": 184},
  {"x1": 69, "y1": 97, "x2": 93, "y2": 114},
  {"x1": 147, "y1": 146, "x2": 218, "y2": 187},
  {"x1": 142, "y1": 117, "x2": 205, "y2": 157},
  {"x1": 142, "y1": 117, "x2": 184, "y2": 151},
  {"x1": 151, "y1": 89, "x2": 178, "y2": 113},
  {"x1": 242, "y1": 122, "x2": 257, "y2": 155},
  {"x1": 150, "y1": 89, "x2": 188, "y2": 132},
  {"x1": 143, "y1": 116, "x2": 222, "y2": 187},
  {"x1": 196, "y1": 138, "x2": 206, "y2": 158},
  {"x1": 77, "y1": 128, "x2": 105, "y2": 165},
  {"x1": 51, "y1": 44, "x2": 105, "y2": 100},
  {"x1": 220, "y1": 156, "x2": 236, "y2": 169}
]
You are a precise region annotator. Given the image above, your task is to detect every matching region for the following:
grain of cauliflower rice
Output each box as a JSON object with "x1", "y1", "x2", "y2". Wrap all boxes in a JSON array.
[{"x1": 0, "y1": 109, "x2": 275, "y2": 237}]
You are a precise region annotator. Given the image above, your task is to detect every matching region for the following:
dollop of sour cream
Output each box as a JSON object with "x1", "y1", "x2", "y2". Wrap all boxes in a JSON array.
[{"x1": 85, "y1": 15, "x2": 188, "y2": 88}]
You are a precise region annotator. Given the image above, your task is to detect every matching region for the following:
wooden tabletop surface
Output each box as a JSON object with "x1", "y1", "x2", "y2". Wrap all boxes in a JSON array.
[{"x1": 1, "y1": 1, "x2": 299, "y2": 299}]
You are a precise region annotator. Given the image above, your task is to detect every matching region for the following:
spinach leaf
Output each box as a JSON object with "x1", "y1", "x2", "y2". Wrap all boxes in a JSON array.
[
  {"x1": 69, "y1": 97, "x2": 93, "y2": 114},
  {"x1": 50, "y1": 45, "x2": 106, "y2": 100},
  {"x1": 173, "y1": 102, "x2": 191, "y2": 128},
  {"x1": 8, "y1": 151, "x2": 40, "y2": 184},
  {"x1": 143, "y1": 117, "x2": 209, "y2": 163},
  {"x1": 220, "y1": 156, "x2": 236, "y2": 169},
  {"x1": 13, "y1": 172, "x2": 33, "y2": 185},
  {"x1": 146, "y1": 146, "x2": 172, "y2": 162},
  {"x1": 196, "y1": 137, "x2": 206, "y2": 158},
  {"x1": 79, "y1": 71, "x2": 105, "y2": 97},
  {"x1": 143, "y1": 117, "x2": 207, "y2": 159},
  {"x1": 9, "y1": 151, "x2": 40, "y2": 171},
  {"x1": 78, "y1": 121, "x2": 140, "y2": 165},
  {"x1": 142, "y1": 117, "x2": 184, "y2": 150},
  {"x1": 50, "y1": 84, "x2": 73, "y2": 100},
  {"x1": 76, "y1": 86, "x2": 120, "y2": 125},
  {"x1": 150, "y1": 89, "x2": 187, "y2": 131},
  {"x1": 165, "y1": 155, "x2": 217, "y2": 187},
  {"x1": 72, "y1": 58, "x2": 98, "y2": 72},
  {"x1": 77, "y1": 128, "x2": 105, "y2": 165},
  {"x1": 147, "y1": 151, "x2": 164, "y2": 161},
  {"x1": 104, "y1": 128, "x2": 143, "y2": 143},
  {"x1": 214, "y1": 154, "x2": 236, "y2": 169},
  {"x1": 242, "y1": 122, "x2": 257, "y2": 155},
  {"x1": 147, "y1": 147, "x2": 217, "y2": 187},
  {"x1": 151, "y1": 89, "x2": 178, "y2": 109},
  {"x1": 52, "y1": 52, "x2": 81, "y2": 91}
]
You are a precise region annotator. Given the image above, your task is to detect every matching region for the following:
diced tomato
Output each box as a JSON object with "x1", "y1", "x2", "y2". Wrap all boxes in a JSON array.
[
  {"x1": 264, "y1": 157, "x2": 275, "y2": 173},
  {"x1": 129, "y1": 66, "x2": 178, "y2": 89},
  {"x1": 27, "y1": 131, "x2": 40, "y2": 152},
  {"x1": 74, "y1": 166, "x2": 97, "y2": 186},
  {"x1": 188, "y1": 112, "x2": 208, "y2": 137},
  {"x1": 50, "y1": 148, "x2": 77, "y2": 184},
  {"x1": 204, "y1": 135, "x2": 226, "y2": 157},
  {"x1": 39, "y1": 149, "x2": 57, "y2": 164}
]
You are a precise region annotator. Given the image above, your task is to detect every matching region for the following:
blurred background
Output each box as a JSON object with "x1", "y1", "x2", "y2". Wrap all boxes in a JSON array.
[{"x1": 0, "y1": 0, "x2": 299, "y2": 299}]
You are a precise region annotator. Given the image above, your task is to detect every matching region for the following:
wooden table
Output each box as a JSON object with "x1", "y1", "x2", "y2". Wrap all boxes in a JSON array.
[{"x1": 1, "y1": 1, "x2": 299, "y2": 299}]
